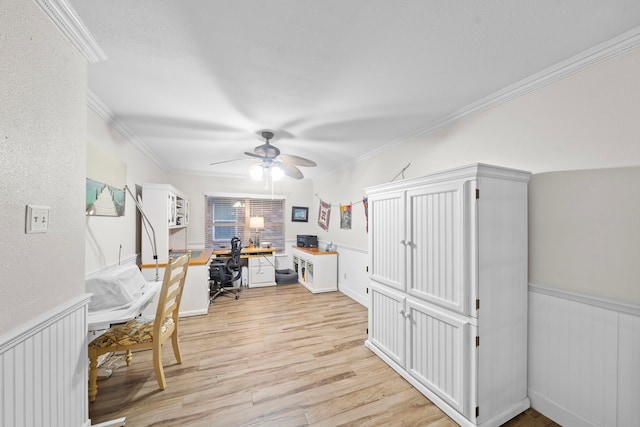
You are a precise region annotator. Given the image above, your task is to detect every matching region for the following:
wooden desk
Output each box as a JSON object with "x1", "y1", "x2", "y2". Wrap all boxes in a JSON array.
[
  {"x1": 213, "y1": 247, "x2": 275, "y2": 258},
  {"x1": 212, "y1": 247, "x2": 276, "y2": 287}
]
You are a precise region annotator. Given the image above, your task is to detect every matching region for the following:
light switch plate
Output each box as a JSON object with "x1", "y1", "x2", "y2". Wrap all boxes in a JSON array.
[{"x1": 26, "y1": 205, "x2": 50, "y2": 233}]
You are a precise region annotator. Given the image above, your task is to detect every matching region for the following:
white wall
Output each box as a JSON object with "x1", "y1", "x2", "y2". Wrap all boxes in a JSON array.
[
  {"x1": 0, "y1": 0, "x2": 87, "y2": 335},
  {"x1": 167, "y1": 173, "x2": 315, "y2": 248},
  {"x1": 85, "y1": 109, "x2": 167, "y2": 273},
  {"x1": 530, "y1": 167, "x2": 640, "y2": 305},
  {"x1": 314, "y1": 45, "x2": 640, "y2": 306}
]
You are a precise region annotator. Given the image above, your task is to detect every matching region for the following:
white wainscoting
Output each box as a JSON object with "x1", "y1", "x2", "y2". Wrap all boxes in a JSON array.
[
  {"x1": 286, "y1": 240, "x2": 369, "y2": 307},
  {"x1": 0, "y1": 295, "x2": 91, "y2": 427},
  {"x1": 332, "y1": 243, "x2": 369, "y2": 307},
  {"x1": 528, "y1": 284, "x2": 640, "y2": 427}
]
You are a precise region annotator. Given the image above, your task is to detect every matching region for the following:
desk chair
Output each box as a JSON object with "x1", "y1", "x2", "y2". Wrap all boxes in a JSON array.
[
  {"x1": 87, "y1": 252, "x2": 191, "y2": 402},
  {"x1": 209, "y1": 237, "x2": 242, "y2": 303}
]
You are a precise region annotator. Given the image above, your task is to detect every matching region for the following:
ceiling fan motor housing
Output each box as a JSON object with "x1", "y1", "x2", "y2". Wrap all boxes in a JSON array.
[{"x1": 255, "y1": 131, "x2": 280, "y2": 158}]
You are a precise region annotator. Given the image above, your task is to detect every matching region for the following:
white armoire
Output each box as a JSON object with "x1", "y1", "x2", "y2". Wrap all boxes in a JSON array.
[{"x1": 365, "y1": 163, "x2": 530, "y2": 427}]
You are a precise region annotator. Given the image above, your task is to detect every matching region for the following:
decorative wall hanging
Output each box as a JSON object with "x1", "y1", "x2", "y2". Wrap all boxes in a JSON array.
[
  {"x1": 362, "y1": 197, "x2": 369, "y2": 233},
  {"x1": 318, "y1": 200, "x2": 331, "y2": 231},
  {"x1": 340, "y1": 204, "x2": 352, "y2": 229}
]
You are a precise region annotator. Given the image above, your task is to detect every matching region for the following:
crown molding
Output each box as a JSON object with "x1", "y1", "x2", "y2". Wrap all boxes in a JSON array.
[
  {"x1": 353, "y1": 25, "x2": 640, "y2": 167},
  {"x1": 87, "y1": 90, "x2": 167, "y2": 169},
  {"x1": 33, "y1": 0, "x2": 106, "y2": 63}
]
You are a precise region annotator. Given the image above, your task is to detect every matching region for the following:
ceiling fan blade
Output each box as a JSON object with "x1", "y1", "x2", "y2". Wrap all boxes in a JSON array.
[
  {"x1": 244, "y1": 151, "x2": 267, "y2": 159},
  {"x1": 278, "y1": 153, "x2": 317, "y2": 167},
  {"x1": 277, "y1": 162, "x2": 304, "y2": 179},
  {"x1": 209, "y1": 158, "x2": 248, "y2": 166}
]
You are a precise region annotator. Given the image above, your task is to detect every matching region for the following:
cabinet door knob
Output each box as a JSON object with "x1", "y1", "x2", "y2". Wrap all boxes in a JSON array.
[
  {"x1": 400, "y1": 239, "x2": 406, "y2": 245},
  {"x1": 399, "y1": 309, "x2": 410, "y2": 319}
]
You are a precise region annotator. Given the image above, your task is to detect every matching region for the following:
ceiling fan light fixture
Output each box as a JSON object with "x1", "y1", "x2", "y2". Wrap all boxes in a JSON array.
[
  {"x1": 271, "y1": 165, "x2": 284, "y2": 181},
  {"x1": 249, "y1": 164, "x2": 264, "y2": 180}
]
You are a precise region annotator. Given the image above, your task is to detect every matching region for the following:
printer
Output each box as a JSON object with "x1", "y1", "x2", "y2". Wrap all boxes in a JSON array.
[{"x1": 296, "y1": 234, "x2": 318, "y2": 248}]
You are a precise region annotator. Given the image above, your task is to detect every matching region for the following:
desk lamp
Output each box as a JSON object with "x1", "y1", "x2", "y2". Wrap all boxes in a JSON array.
[
  {"x1": 249, "y1": 216, "x2": 264, "y2": 247},
  {"x1": 124, "y1": 185, "x2": 159, "y2": 281}
]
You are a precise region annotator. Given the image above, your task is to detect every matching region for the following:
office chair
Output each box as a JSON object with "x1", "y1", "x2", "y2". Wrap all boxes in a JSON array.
[
  {"x1": 88, "y1": 252, "x2": 191, "y2": 402},
  {"x1": 209, "y1": 237, "x2": 242, "y2": 303}
]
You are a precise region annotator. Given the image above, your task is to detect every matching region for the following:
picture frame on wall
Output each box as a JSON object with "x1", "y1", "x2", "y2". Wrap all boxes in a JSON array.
[
  {"x1": 85, "y1": 142, "x2": 127, "y2": 217},
  {"x1": 291, "y1": 206, "x2": 309, "y2": 222}
]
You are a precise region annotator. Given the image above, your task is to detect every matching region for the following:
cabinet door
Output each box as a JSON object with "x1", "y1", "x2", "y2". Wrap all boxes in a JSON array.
[
  {"x1": 368, "y1": 191, "x2": 406, "y2": 292},
  {"x1": 406, "y1": 181, "x2": 474, "y2": 315},
  {"x1": 406, "y1": 298, "x2": 474, "y2": 418},
  {"x1": 368, "y1": 283, "x2": 406, "y2": 367}
]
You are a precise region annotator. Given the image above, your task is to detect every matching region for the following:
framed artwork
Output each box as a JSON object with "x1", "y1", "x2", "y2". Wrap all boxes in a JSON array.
[
  {"x1": 86, "y1": 178, "x2": 125, "y2": 216},
  {"x1": 291, "y1": 206, "x2": 309, "y2": 222},
  {"x1": 85, "y1": 141, "x2": 127, "y2": 216}
]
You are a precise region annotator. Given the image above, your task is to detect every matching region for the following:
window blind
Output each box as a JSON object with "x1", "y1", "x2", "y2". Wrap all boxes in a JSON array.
[{"x1": 205, "y1": 195, "x2": 284, "y2": 251}]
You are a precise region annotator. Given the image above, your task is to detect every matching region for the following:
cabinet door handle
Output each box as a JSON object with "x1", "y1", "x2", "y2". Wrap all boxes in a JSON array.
[
  {"x1": 399, "y1": 310, "x2": 410, "y2": 319},
  {"x1": 400, "y1": 240, "x2": 406, "y2": 245}
]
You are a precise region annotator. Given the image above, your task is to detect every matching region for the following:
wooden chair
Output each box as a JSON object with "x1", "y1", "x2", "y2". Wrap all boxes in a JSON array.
[{"x1": 88, "y1": 252, "x2": 191, "y2": 402}]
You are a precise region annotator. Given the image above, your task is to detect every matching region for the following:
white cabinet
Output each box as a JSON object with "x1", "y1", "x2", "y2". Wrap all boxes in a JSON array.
[
  {"x1": 247, "y1": 255, "x2": 276, "y2": 288},
  {"x1": 141, "y1": 184, "x2": 189, "y2": 265},
  {"x1": 366, "y1": 164, "x2": 530, "y2": 427},
  {"x1": 141, "y1": 259, "x2": 210, "y2": 318},
  {"x1": 139, "y1": 184, "x2": 207, "y2": 318},
  {"x1": 292, "y1": 246, "x2": 338, "y2": 293}
]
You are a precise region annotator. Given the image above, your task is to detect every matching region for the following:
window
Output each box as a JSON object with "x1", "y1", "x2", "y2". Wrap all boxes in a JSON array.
[{"x1": 205, "y1": 195, "x2": 285, "y2": 251}]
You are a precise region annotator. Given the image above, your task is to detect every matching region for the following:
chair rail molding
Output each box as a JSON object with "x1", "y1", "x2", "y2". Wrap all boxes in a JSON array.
[{"x1": 529, "y1": 282, "x2": 640, "y2": 317}]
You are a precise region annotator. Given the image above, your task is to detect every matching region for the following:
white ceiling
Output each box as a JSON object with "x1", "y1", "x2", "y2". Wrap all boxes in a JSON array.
[{"x1": 69, "y1": 0, "x2": 640, "y2": 180}]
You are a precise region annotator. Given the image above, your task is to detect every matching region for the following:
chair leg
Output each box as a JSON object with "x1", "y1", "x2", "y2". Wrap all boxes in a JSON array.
[
  {"x1": 153, "y1": 343, "x2": 166, "y2": 390},
  {"x1": 125, "y1": 350, "x2": 133, "y2": 366},
  {"x1": 171, "y1": 332, "x2": 182, "y2": 364},
  {"x1": 88, "y1": 350, "x2": 99, "y2": 402}
]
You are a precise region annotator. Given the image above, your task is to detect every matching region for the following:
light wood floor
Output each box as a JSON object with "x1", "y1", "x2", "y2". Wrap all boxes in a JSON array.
[{"x1": 89, "y1": 284, "x2": 559, "y2": 427}]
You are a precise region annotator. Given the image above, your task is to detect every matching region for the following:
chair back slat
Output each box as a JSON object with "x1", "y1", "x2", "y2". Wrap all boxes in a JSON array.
[{"x1": 154, "y1": 252, "x2": 190, "y2": 334}]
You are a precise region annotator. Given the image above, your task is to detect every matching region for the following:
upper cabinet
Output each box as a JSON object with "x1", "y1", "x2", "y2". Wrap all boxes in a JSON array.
[{"x1": 141, "y1": 184, "x2": 190, "y2": 265}]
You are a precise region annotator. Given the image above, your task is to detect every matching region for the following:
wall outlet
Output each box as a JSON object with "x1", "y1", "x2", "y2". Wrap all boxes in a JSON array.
[{"x1": 26, "y1": 205, "x2": 50, "y2": 233}]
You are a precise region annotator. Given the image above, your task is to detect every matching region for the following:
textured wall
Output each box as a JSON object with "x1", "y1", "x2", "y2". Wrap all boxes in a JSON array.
[
  {"x1": 85, "y1": 109, "x2": 168, "y2": 273},
  {"x1": 0, "y1": 0, "x2": 87, "y2": 334}
]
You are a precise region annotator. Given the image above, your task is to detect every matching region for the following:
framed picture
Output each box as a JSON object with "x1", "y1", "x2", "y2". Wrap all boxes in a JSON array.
[
  {"x1": 86, "y1": 141, "x2": 127, "y2": 216},
  {"x1": 291, "y1": 206, "x2": 309, "y2": 222}
]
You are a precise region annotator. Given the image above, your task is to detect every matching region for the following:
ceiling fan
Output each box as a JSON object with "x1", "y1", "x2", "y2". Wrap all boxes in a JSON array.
[{"x1": 210, "y1": 130, "x2": 317, "y2": 179}]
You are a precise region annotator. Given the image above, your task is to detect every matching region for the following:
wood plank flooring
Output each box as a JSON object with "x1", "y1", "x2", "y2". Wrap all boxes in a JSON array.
[{"x1": 89, "y1": 284, "x2": 559, "y2": 427}]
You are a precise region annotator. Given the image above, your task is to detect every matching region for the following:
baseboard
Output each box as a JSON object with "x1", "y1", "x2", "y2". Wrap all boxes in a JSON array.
[
  {"x1": 528, "y1": 389, "x2": 596, "y2": 427},
  {"x1": 339, "y1": 284, "x2": 367, "y2": 307},
  {"x1": 179, "y1": 308, "x2": 209, "y2": 318}
]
